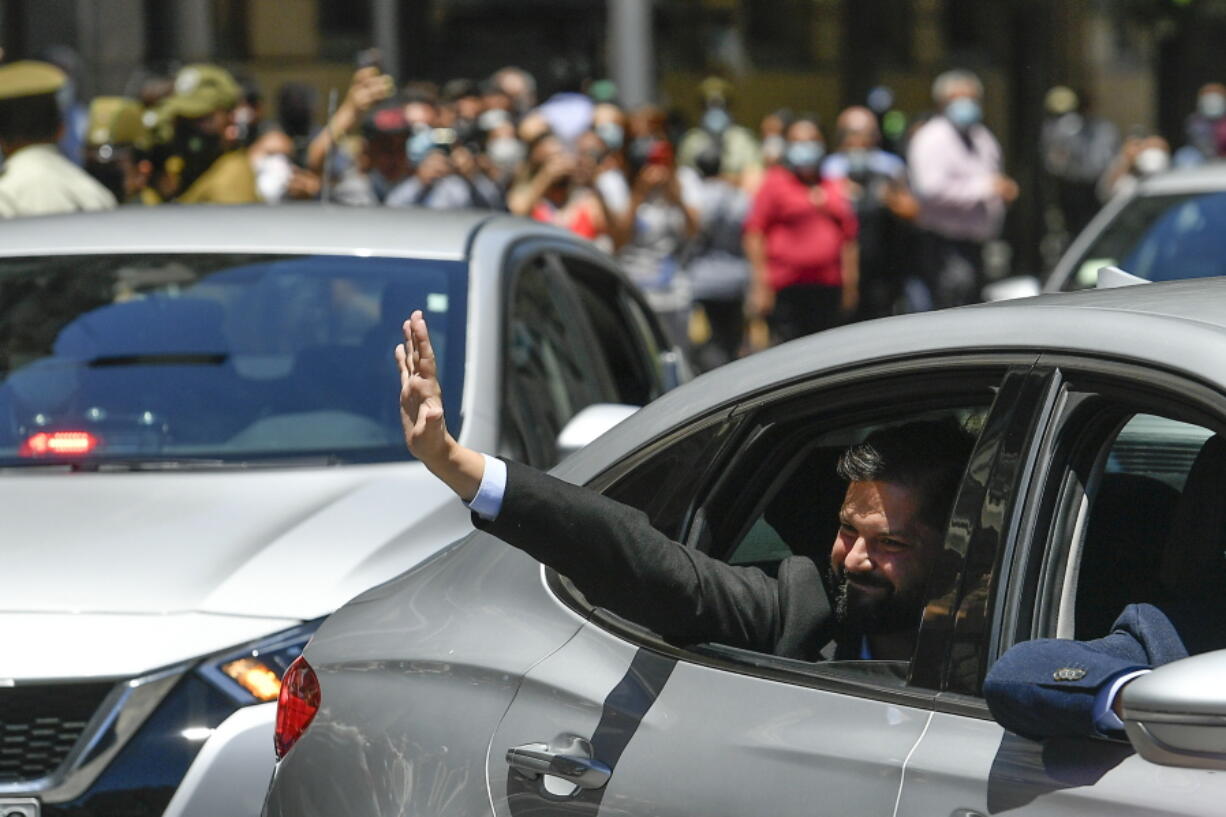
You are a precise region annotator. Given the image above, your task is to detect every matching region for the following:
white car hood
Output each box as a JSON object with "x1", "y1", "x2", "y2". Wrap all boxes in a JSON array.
[{"x1": 0, "y1": 461, "x2": 473, "y2": 677}]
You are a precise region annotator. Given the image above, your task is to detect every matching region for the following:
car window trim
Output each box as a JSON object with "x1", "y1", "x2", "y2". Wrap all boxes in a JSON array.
[
  {"x1": 992, "y1": 356, "x2": 1226, "y2": 666},
  {"x1": 548, "y1": 353, "x2": 1041, "y2": 704}
]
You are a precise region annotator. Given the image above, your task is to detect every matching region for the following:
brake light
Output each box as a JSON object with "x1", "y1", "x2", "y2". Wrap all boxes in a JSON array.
[
  {"x1": 19, "y1": 431, "x2": 99, "y2": 457},
  {"x1": 274, "y1": 655, "x2": 320, "y2": 759}
]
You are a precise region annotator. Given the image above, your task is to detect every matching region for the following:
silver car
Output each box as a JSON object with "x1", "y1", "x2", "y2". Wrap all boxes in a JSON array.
[
  {"x1": 0, "y1": 205, "x2": 682, "y2": 817},
  {"x1": 1046, "y1": 163, "x2": 1226, "y2": 291},
  {"x1": 266, "y1": 278, "x2": 1226, "y2": 816}
]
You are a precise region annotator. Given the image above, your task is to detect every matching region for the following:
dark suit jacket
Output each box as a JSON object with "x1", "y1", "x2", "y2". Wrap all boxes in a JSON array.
[
  {"x1": 983, "y1": 601, "x2": 1226, "y2": 740},
  {"x1": 474, "y1": 460, "x2": 842, "y2": 660}
]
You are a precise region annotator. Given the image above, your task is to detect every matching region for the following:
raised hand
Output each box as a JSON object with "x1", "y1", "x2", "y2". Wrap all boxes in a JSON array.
[
  {"x1": 395, "y1": 310, "x2": 484, "y2": 500},
  {"x1": 397, "y1": 310, "x2": 450, "y2": 464}
]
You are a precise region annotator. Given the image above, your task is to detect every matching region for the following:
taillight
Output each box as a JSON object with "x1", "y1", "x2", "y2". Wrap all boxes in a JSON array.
[
  {"x1": 274, "y1": 655, "x2": 320, "y2": 759},
  {"x1": 19, "y1": 431, "x2": 99, "y2": 457}
]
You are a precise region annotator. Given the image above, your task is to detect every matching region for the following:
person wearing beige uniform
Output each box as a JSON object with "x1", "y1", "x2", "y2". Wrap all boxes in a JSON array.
[{"x1": 0, "y1": 60, "x2": 116, "y2": 218}]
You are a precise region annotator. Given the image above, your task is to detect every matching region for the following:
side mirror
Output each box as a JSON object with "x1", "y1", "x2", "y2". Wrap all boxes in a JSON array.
[
  {"x1": 981, "y1": 275, "x2": 1041, "y2": 302},
  {"x1": 555, "y1": 403, "x2": 639, "y2": 461},
  {"x1": 1121, "y1": 649, "x2": 1226, "y2": 769}
]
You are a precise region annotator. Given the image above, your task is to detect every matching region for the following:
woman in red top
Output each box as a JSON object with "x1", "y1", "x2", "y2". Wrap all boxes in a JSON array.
[{"x1": 744, "y1": 116, "x2": 859, "y2": 344}]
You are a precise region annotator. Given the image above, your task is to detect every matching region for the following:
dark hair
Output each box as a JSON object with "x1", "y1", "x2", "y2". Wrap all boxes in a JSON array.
[
  {"x1": 0, "y1": 93, "x2": 61, "y2": 143},
  {"x1": 836, "y1": 417, "x2": 976, "y2": 532}
]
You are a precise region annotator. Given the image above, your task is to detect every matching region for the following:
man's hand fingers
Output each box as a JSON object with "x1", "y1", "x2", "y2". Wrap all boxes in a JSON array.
[{"x1": 411, "y1": 311, "x2": 439, "y2": 381}]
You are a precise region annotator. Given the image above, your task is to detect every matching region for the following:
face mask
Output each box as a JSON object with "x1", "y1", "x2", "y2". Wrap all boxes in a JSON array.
[
  {"x1": 761, "y1": 134, "x2": 785, "y2": 162},
  {"x1": 407, "y1": 127, "x2": 435, "y2": 165},
  {"x1": 487, "y1": 136, "x2": 525, "y2": 172},
  {"x1": 1200, "y1": 92, "x2": 1226, "y2": 120},
  {"x1": 1134, "y1": 146, "x2": 1170, "y2": 176},
  {"x1": 785, "y1": 140, "x2": 825, "y2": 171},
  {"x1": 945, "y1": 97, "x2": 982, "y2": 130},
  {"x1": 595, "y1": 122, "x2": 624, "y2": 151},
  {"x1": 702, "y1": 107, "x2": 732, "y2": 134},
  {"x1": 254, "y1": 153, "x2": 293, "y2": 203}
]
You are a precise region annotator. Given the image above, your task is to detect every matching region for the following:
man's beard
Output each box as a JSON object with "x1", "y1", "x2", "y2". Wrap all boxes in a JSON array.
[{"x1": 833, "y1": 570, "x2": 926, "y2": 635}]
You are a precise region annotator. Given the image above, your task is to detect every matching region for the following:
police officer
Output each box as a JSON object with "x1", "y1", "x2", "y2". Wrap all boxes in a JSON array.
[
  {"x1": 84, "y1": 96, "x2": 156, "y2": 205},
  {"x1": 0, "y1": 60, "x2": 116, "y2": 217},
  {"x1": 159, "y1": 63, "x2": 259, "y2": 204}
]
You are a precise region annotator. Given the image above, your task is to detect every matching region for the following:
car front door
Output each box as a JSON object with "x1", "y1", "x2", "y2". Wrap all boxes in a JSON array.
[
  {"x1": 485, "y1": 359, "x2": 1038, "y2": 816},
  {"x1": 896, "y1": 359, "x2": 1226, "y2": 817}
]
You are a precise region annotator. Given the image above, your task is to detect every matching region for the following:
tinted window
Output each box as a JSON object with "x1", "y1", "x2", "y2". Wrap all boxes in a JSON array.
[
  {"x1": 1063, "y1": 191, "x2": 1226, "y2": 289},
  {"x1": 502, "y1": 256, "x2": 618, "y2": 466},
  {"x1": 1074, "y1": 413, "x2": 1219, "y2": 640},
  {"x1": 0, "y1": 253, "x2": 466, "y2": 466}
]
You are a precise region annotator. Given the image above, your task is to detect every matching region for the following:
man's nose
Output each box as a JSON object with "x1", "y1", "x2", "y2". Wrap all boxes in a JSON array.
[{"x1": 844, "y1": 537, "x2": 874, "y2": 572}]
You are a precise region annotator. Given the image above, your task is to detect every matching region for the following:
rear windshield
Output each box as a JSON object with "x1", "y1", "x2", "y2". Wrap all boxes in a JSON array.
[
  {"x1": 0, "y1": 253, "x2": 467, "y2": 467},
  {"x1": 1062, "y1": 191, "x2": 1226, "y2": 290}
]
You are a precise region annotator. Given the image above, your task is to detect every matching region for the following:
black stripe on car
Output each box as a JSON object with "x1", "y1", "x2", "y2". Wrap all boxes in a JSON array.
[{"x1": 505, "y1": 648, "x2": 677, "y2": 815}]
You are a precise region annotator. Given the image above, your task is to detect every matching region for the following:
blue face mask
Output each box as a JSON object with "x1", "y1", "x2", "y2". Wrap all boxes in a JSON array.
[
  {"x1": 702, "y1": 107, "x2": 732, "y2": 134},
  {"x1": 945, "y1": 97, "x2": 982, "y2": 130},
  {"x1": 595, "y1": 122, "x2": 624, "y2": 151},
  {"x1": 785, "y1": 140, "x2": 825, "y2": 170}
]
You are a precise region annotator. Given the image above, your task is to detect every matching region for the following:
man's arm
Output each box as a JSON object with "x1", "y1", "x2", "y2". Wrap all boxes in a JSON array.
[
  {"x1": 982, "y1": 603, "x2": 1186, "y2": 740},
  {"x1": 396, "y1": 312, "x2": 831, "y2": 653}
]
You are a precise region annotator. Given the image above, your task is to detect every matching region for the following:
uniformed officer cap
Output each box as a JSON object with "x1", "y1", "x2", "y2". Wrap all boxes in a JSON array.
[
  {"x1": 165, "y1": 63, "x2": 241, "y2": 119},
  {"x1": 87, "y1": 97, "x2": 150, "y2": 149},
  {"x1": 0, "y1": 60, "x2": 67, "y2": 101}
]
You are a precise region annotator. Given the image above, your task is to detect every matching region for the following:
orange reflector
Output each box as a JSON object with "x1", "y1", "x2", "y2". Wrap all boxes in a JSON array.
[
  {"x1": 19, "y1": 431, "x2": 99, "y2": 457},
  {"x1": 222, "y1": 657, "x2": 283, "y2": 702}
]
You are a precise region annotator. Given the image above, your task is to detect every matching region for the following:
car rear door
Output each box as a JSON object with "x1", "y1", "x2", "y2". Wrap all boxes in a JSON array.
[
  {"x1": 896, "y1": 358, "x2": 1226, "y2": 817},
  {"x1": 485, "y1": 358, "x2": 1039, "y2": 816}
]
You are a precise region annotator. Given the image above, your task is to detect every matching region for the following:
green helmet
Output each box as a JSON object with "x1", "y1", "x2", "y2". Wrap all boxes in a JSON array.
[{"x1": 165, "y1": 63, "x2": 241, "y2": 119}]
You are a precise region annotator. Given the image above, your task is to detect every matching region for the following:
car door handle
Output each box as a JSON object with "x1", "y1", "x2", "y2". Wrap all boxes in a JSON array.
[{"x1": 506, "y1": 741, "x2": 612, "y2": 790}]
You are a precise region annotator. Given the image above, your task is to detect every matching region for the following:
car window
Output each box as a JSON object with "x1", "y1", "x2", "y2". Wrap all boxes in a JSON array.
[
  {"x1": 554, "y1": 254, "x2": 665, "y2": 406},
  {"x1": 580, "y1": 368, "x2": 1009, "y2": 694},
  {"x1": 1062, "y1": 191, "x2": 1224, "y2": 289},
  {"x1": 501, "y1": 254, "x2": 620, "y2": 467},
  {"x1": 0, "y1": 253, "x2": 466, "y2": 466},
  {"x1": 1063, "y1": 413, "x2": 1219, "y2": 641}
]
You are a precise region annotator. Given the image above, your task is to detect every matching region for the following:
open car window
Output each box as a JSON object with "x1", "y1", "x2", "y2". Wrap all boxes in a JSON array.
[{"x1": 579, "y1": 365, "x2": 1017, "y2": 696}]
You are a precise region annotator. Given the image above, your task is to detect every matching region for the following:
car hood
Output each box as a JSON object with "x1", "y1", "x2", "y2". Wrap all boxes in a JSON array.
[{"x1": 0, "y1": 461, "x2": 472, "y2": 623}]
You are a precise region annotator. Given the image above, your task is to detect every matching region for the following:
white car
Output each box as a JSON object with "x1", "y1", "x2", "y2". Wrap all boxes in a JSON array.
[{"x1": 0, "y1": 205, "x2": 683, "y2": 817}]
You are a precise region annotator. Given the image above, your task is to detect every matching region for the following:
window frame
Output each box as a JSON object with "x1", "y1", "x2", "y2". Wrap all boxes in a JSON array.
[
  {"x1": 983, "y1": 355, "x2": 1226, "y2": 689},
  {"x1": 497, "y1": 246, "x2": 620, "y2": 467},
  {"x1": 546, "y1": 352, "x2": 1040, "y2": 708}
]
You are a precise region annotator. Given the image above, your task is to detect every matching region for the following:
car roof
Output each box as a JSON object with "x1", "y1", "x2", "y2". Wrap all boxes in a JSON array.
[
  {"x1": 0, "y1": 204, "x2": 500, "y2": 260},
  {"x1": 558, "y1": 278, "x2": 1226, "y2": 483},
  {"x1": 1134, "y1": 164, "x2": 1226, "y2": 196}
]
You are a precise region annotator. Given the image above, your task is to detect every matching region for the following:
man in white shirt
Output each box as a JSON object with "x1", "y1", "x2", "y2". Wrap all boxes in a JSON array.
[
  {"x1": 906, "y1": 69, "x2": 1017, "y2": 309},
  {"x1": 0, "y1": 61, "x2": 116, "y2": 218}
]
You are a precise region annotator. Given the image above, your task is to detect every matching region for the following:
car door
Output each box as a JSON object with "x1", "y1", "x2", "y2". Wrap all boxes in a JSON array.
[
  {"x1": 897, "y1": 359, "x2": 1226, "y2": 817},
  {"x1": 485, "y1": 358, "x2": 1041, "y2": 816}
]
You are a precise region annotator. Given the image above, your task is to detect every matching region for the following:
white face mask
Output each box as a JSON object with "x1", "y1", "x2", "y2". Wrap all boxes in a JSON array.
[
  {"x1": 487, "y1": 137, "x2": 525, "y2": 172},
  {"x1": 1134, "y1": 146, "x2": 1170, "y2": 176},
  {"x1": 254, "y1": 153, "x2": 293, "y2": 203},
  {"x1": 1200, "y1": 92, "x2": 1226, "y2": 120}
]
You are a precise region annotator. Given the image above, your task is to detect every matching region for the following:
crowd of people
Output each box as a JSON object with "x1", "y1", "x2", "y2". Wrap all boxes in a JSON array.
[{"x1": 1, "y1": 54, "x2": 1029, "y2": 369}]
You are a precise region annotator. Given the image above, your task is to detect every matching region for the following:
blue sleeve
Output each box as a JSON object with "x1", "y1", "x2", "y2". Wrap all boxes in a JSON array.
[{"x1": 983, "y1": 605, "x2": 1163, "y2": 739}]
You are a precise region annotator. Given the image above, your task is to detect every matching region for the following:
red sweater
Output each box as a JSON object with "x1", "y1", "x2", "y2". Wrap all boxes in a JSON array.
[{"x1": 744, "y1": 166, "x2": 858, "y2": 290}]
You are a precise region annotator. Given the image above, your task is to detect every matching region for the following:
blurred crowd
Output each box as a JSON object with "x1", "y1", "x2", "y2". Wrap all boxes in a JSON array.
[{"x1": 19, "y1": 49, "x2": 1225, "y2": 367}]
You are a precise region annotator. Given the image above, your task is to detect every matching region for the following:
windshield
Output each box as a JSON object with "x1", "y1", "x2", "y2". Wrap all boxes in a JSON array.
[
  {"x1": 1061, "y1": 191, "x2": 1226, "y2": 290},
  {"x1": 0, "y1": 253, "x2": 466, "y2": 467}
]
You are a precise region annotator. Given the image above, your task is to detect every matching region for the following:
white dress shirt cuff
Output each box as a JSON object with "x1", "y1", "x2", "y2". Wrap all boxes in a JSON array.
[
  {"x1": 1093, "y1": 668, "x2": 1151, "y2": 734},
  {"x1": 465, "y1": 454, "x2": 507, "y2": 521}
]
